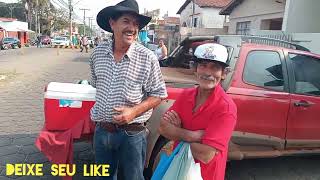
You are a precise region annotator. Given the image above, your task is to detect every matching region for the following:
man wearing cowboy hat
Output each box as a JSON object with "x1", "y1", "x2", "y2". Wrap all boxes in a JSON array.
[
  {"x1": 90, "y1": 0, "x2": 167, "y2": 179},
  {"x1": 159, "y1": 43, "x2": 237, "y2": 180}
]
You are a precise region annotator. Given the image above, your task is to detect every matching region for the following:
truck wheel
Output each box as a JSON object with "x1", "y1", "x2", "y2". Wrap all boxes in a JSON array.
[{"x1": 144, "y1": 135, "x2": 170, "y2": 180}]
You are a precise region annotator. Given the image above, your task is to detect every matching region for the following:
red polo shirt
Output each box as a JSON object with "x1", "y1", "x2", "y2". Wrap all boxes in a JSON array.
[{"x1": 169, "y1": 85, "x2": 237, "y2": 180}]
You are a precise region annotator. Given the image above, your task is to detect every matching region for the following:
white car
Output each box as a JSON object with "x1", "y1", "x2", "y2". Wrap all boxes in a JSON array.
[
  {"x1": 87, "y1": 37, "x2": 95, "y2": 48},
  {"x1": 51, "y1": 37, "x2": 70, "y2": 46}
]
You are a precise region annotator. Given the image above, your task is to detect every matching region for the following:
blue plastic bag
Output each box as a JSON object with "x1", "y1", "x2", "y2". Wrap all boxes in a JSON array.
[{"x1": 151, "y1": 142, "x2": 184, "y2": 180}]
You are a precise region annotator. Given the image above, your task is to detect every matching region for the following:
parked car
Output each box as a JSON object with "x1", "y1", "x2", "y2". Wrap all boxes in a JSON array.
[
  {"x1": 143, "y1": 35, "x2": 320, "y2": 178},
  {"x1": 51, "y1": 36, "x2": 70, "y2": 46},
  {"x1": 0, "y1": 39, "x2": 10, "y2": 50},
  {"x1": 2, "y1": 37, "x2": 21, "y2": 49},
  {"x1": 87, "y1": 37, "x2": 94, "y2": 48},
  {"x1": 40, "y1": 35, "x2": 51, "y2": 45}
]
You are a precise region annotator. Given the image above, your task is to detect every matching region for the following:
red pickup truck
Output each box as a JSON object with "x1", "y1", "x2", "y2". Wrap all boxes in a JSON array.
[{"x1": 144, "y1": 35, "x2": 320, "y2": 178}]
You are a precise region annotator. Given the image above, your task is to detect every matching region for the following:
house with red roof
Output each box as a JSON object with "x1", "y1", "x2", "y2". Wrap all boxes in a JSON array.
[
  {"x1": 177, "y1": 0, "x2": 231, "y2": 38},
  {"x1": 0, "y1": 17, "x2": 33, "y2": 45}
]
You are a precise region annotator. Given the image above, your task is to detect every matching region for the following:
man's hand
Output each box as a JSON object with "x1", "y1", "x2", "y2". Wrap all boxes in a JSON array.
[
  {"x1": 113, "y1": 106, "x2": 137, "y2": 125},
  {"x1": 159, "y1": 117, "x2": 205, "y2": 143},
  {"x1": 189, "y1": 130, "x2": 205, "y2": 143},
  {"x1": 163, "y1": 110, "x2": 181, "y2": 127}
]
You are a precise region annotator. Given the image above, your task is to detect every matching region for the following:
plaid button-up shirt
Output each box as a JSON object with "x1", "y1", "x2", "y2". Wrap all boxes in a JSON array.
[{"x1": 89, "y1": 38, "x2": 167, "y2": 123}]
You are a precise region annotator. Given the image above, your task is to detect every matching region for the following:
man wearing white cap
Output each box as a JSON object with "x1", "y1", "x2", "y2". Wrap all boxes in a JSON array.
[{"x1": 159, "y1": 43, "x2": 237, "y2": 180}]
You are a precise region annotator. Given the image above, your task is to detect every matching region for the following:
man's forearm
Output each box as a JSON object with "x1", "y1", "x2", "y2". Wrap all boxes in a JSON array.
[
  {"x1": 132, "y1": 96, "x2": 162, "y2": 118},
  {"x1": 190, "y1": 143, "x2": 217, "y2": 164},
  {"x1": 159, "y1": 121, "x2": 202, "y2": 143}
]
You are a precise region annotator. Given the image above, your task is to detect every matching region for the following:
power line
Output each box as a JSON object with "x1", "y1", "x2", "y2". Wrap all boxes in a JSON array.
[
  {"x1": 56, "y1": 0, "x2": 69, "y2": 8},
  {"x1": 50, "y1": 0, "x2": 68, "y2": 10}
]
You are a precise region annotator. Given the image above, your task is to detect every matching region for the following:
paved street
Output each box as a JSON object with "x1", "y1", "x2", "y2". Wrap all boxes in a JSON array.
[
  {"x1": 0, "y1": 47, "x2": 95, "y2": 180},
  {"x1": 0, "y1": 47, "x2": 319, "y2": 180}
]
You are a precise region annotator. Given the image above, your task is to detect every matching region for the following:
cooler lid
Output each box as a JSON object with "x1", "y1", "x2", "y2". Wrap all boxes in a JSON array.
[{"x1": 47, "y1": 82, "x2": 96, "y2": 94}]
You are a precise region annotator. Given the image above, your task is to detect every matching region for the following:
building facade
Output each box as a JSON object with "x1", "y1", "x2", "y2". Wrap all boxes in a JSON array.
[
  {"x1": 220, "y1": 0, "x2": 285, "y2": 35},
  {"x1": 220, "y1": 0, "x2": 320, "y2": 34},
  {"x1": 177, "y1": 0, "x2": 230, "y2": 39},
  {"x1": 0, "y1": 18, "x2": 32, "y2": 45}
]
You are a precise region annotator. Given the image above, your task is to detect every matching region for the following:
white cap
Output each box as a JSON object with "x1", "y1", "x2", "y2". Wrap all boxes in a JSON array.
[{"x1": 194, "y1": 43, "x2": 228, "y2": 66}]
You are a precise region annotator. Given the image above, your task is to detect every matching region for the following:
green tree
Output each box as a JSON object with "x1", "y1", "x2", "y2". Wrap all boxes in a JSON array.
[
  {"x1": 78, "y1": 24, "x2": 93, "y2": 36},
  {"x1": 1, "y1": 0, "x2": 71, "y2": 35},
  {"x1": 51, "y1": 8, "x2": 69, "y2": 32},
  {"x1": 0, "y1": 2, "x2": 27, "y2": 21}
]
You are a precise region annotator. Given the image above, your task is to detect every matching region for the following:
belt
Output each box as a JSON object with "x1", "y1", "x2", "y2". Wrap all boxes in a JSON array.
[{"x1": 97, "y1": 121, "x2": 146, "y2": 133}]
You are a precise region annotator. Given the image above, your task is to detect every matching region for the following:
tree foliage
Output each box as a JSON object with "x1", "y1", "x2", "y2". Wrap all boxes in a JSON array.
[
  {"x1": 78, "y1": 24, "x2": 94, "y2": 36},
  {"x1": 0, "y1": 2, "x2": 26, "y2": 21},
  {"x1": 0, "y1": 0, "x2": 69, "y2": 35}
]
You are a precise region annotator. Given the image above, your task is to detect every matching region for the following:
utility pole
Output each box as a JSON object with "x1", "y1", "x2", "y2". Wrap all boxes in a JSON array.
[
  {"x1": 191, "y1": 0, "x2": 195, "y2": 36},
  {"x1": 79, "y1": 8, "x2": 89, "y2": 35},
  {"x1": 25, "y1": 2, "x2": 29, "y2": 29},
  {"x1": 35, "y1": 0, "x2": 38, "y2": 34},
  {"x1": 9, "y1": 6, "x2": 14, "y2": 18},
  {"x1": 36, "y1": 0, "x2": 40, "y2": 34},
  {"x1": 69, "y1": 0, "x2": 73, "y2": 42}
]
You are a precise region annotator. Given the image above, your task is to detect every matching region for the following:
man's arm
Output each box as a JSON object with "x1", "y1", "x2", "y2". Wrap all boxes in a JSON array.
[
  {"x1": 113, "y1": 96, "x2": 162, "y2": 125},
  {"x1": 159, "y1": 119, "x2": 218, "y2": 164},
  {"x1": 159, "y1": 120, "x2": 203, "y2": 142},
  {"x1": 190, "y1": 143, "x2": 217, "y2": 164},
  {"x1": 133, "y1": 96, "x2": 162, "y2": 117},
  {"x1": 158, "y1": 111, "x2": 204, "y2": 143},
  {"x1": 158, "y1": 110, "x2": 218, "y2": 164},
  {"x1": 89, "y1": 55, "x2": 97, "y2": 88}
]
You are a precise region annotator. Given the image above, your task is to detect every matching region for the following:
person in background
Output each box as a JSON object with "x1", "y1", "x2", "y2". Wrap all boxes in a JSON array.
[
  {"x1": 36, "y1": 35, "x2": 42, "y2": 48},
  {"x1": 90, "y1": 0, "x2": 168, "y2": 179},
  {"x1": 94, "y1": 37, "x2": 99, "y2": 47},
  {"x1": 80, "y1": 35, "x2": 88, "y2": 53},
  {"x1": 159, "y1": 43, "x2": 237, "y2": 180},
  {"x1": 154, "y1": 39, "x2": 168, "y2": 61},
  {"x1": 72, "y1": 35, "x2": 78, "y2": 47}
]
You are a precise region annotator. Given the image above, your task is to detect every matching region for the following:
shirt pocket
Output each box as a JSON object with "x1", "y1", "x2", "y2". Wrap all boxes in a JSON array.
[{"x1": 124, "y1": 81, "x2": 143, "y2": 104}]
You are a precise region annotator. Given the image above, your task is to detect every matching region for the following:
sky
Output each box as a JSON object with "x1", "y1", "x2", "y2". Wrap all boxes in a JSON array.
[
  {"x1": 1, "y1": 0, "x2": 186, "y2": 28},
  {"x1": 73, "y1": 0, "x2": 185, "y2": 25}
]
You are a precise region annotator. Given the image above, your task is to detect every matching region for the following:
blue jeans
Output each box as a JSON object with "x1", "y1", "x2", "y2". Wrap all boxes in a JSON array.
[{"x1": 94, "y1": 124, "x2": 147, "y2": 180}]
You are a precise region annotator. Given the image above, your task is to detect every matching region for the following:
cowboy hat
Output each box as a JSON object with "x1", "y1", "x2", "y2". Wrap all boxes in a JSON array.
[{"x1": 96, "y1": 0, "x2": 151, "y2": 32}]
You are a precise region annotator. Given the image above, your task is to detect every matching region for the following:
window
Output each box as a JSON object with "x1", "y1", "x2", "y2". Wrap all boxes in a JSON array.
[
  {"x1": 243, "y1": 51, "x2": 284, "y2": 91},
  {"x1": 193, "y1": 17, "x2": 198, "y2": 27},
  {"x1": 164, "y1": 25, "x2": 175, "y2": 31},
  {"x1": 289, "y1": 53, "x2": 320, "y2": 96},
  {"x1": 182, "y1": 22, "x2": 187, "y2": 27},
  {"x1": 236, "y1": 21, "x2": 251, "y2": 35}
]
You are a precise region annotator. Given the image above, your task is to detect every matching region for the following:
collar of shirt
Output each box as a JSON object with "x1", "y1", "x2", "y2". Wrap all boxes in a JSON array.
[
  {"x1": 104, "y1": 38, "x2": 137, "y2": 62},
  {"x1": 189, "y1": 85, "x2": 221, "y2": 117}
]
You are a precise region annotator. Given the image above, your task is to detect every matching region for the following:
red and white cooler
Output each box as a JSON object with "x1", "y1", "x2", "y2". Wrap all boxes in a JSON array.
[{"x1": 44, "y1": 82, "x2": 96, "y2": 131}]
